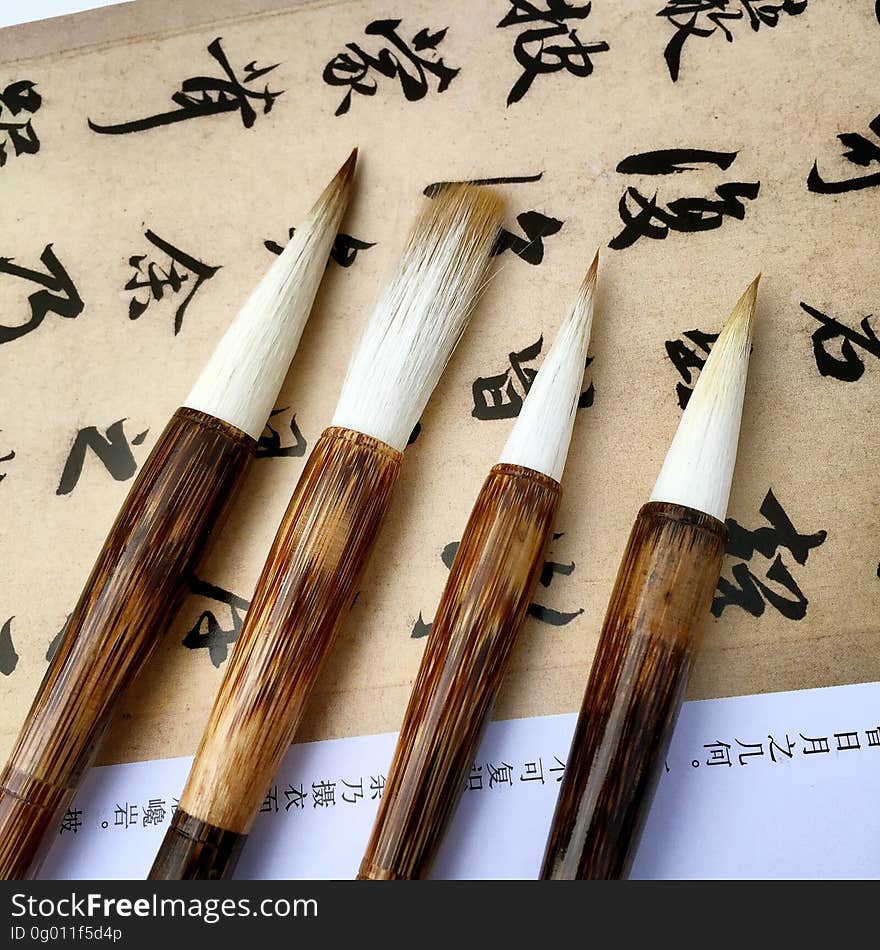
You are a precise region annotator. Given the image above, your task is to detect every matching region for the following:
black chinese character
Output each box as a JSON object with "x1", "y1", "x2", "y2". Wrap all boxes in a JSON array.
[
  {"x1": 182, "y1": 577, "x2": 250, "y2": 668},
  {"x1": 60, "y1": 807, "x2": 83, "y2": 835},
  {"x1": 126, "y1": 230, "x2": 219, "y2": 335},
  {"x1": 658, "y1": 0, "x2": 808, "y2": 82},
  {"x1": 312, "y1": 780, "x2": 336, "y2": 807},
  {"x1": 0, "y1": 80, "x2": 41, "y2": 167},
  {"x1": 88, "y1": 37, "x2": 282, "y2": 135},
  {"x1": 735, "y1": 738, "x2": 763, "y2": 765},
  {"x1": 549, "y1": 756, "x2": 565, "y2": 781},
  {"x1": 520, "y1": 759, "x2": 545, "y2": 783},
  {"x1": 712, "y1": 489, "x2": 827, "y2": 620},
  {"x1": 704, "y1": 740, "x2": 732, "y2": 766},
  {"x1": 487, "y1": 761, "x2": 515, "y2": 788},
  {"x1": 256, "y1": 407, "x2": 307, "y2": 459},
  {"x1": 0, "y1": 617, "x2": 18, "y2": 676},
  {"x1": 809, "y1": 112, "x2": 880, "y2": 195},
  {"x1": 472, "y1": 336, "x2": 593, "y2": 421},
  {"x1": 0, "y1": 244, "x2": 84, "y2": 345},
  {"x1": 142, "y1": 799, "x2": 167, "y2": 825},
  {"x1": 767, "y1": 733, "x2": 795, "y2": 762},
  {"x1": 323, "y1": 19, "x2": 459, "y2": 116},
  {"x1": 260, "y1": 786, "x2": 278, "y2": 813},
  {"x1": 264, "y1": 228, "x2": 375, "y2": 268},
  {"x1": 610, "y1": 149, "x2": 759, "y2": 251},
  {"x1": 56, "y1": 419, "x2": 149, "y2": 496},
  {"x1": 284, "y1": 783, "x2": 306, "y2": 811},
  {"x1": 801, "y1": 302, "x2": 879, "y2": 383},
  {"x1": 113, "y1": 803, "x2": 138, "y2": 829},
  {"x1": 466, "y1": 763, "x2": 484, "y2": 791},
  {"x1": 800, "y1": 734, "x2": 830, "y2": 755},
  {"x1": 866, "y1": 727, "x2": 880, "y2": 748},
  {"x1": 497, "y1": 0, "x2": 609, "y2": 106},
  {"x1": 834, "y1": 732, "x2": 860, "y2": 752},
  {"x1": 369, "y1": 775, "x2": 386, "y2": 800},
  {"x1": 664, "y1": 328, "x2": 719, "y2": 408},
  {"x1": 341, "y1": 778, "x2": 364, "y2": 804}
]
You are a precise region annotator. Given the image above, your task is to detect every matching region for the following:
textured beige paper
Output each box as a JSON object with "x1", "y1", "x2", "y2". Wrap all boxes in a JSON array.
[{"x1": 0, "y1": 0, "x2": 877, "y2": 768}]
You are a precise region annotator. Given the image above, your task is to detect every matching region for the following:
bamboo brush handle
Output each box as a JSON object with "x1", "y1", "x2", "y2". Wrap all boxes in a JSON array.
[
  {"x1": 359, "y1": 464, "x2": 559, "y2": 880},
  {"x1": 150, "y1": 427, "x2": 402, "y2": 880},
  {"x1": 540, "y1": 501, "x2": 726, "y2": 880},
  {"x1": 0, "y1": 408, "x2": 254, "y2": 880}
]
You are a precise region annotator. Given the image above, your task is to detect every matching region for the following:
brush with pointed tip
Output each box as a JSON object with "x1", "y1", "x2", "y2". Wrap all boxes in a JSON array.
[
  {"x1": 0, "y1": 150, "x2": 357, "y2": 880},
  {"x1": 358, "y1": 253, "x2": 598, "y2": 881},
  {"x1": 541, "y1": 276, "x2": 760, "y2": 880},
  {"x1": 148, "y1": 183, "x2": 505, "y2": 880}
]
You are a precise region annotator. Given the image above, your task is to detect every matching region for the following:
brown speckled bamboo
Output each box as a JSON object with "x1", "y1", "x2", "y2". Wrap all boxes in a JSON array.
[
  {"x1": 540, "y1": 501, "x2": 727, "y2": 880},
  {"x1": 0, "y1": 407, "x2": 255, "y2": 880},
  {"x1": 151, "y1": 426, "x2": 403, "y2": 879},
  {"x1": 359, "y1": 463, "x2": 559, "y2": 880}
]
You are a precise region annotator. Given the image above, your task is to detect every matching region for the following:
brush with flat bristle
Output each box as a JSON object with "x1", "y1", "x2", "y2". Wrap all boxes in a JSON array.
[
  {"x1": 541, "y1": 276, "x2": 760, "y2": 881},
  {"x1": 149, "y1": 184, "x2": 505, "y2": 881},
  {"x1": 359, "y1": 253, "x2": 598, "y2": 880},
  {"x1": 0, "y1": 150, "x2": 356, "y2": 881}
]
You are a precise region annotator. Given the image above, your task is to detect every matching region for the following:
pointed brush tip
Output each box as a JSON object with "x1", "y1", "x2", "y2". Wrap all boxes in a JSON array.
[
  {"x1": 334, "y1": 147, "x2": 358, "y2": 187},
  {"x1": 739, "y1": 273, "x2": 760, "y2": 327},
  {"x1": 585, "y1": 248, "x2": 600, "y2": 285},
  {"x1": 725, "y1": 273, "x2": 760, "y2": 322}
]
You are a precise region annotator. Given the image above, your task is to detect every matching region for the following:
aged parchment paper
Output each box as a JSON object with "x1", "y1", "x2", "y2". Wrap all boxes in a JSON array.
[{"x1": 0, "y1": 0, "x2": 877, "y2": 767}]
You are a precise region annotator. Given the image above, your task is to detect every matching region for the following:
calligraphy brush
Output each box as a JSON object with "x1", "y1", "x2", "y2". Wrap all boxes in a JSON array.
[
  {"x1": 358, "y1": 253, "x2": 598, "y2": 881},
  {"x1": 540, "y1": 275, "x2": 760, "y2": 880},
  {"x1": 0, "y1": 149, "x2": 357, "y2": 880},
  {"x1": 148, "y1": 183, "x2": 505, "y2": 880}
]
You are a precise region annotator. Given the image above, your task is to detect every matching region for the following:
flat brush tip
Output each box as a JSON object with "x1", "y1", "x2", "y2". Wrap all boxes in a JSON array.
[
  {"x1": 433, "y1": 181, "x2": 506, "y2": 222},
  {"x1": 331, "y1": 181, "x2": 503, "y2": 451}
]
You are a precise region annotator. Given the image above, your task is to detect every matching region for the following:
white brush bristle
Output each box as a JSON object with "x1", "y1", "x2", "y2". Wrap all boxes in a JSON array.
[
  {"x1": 499, "y1": 253, "x2": 598, "y2": 482},
  {"x1": 182, "y1": 149, "x2": 357, "y2": 439},
  {"x1": 649, "y1": 275, "x2": 760, "y2": 520},
  {"x1": 331, "y1": 185, "x2": 505, "y2": 451}
]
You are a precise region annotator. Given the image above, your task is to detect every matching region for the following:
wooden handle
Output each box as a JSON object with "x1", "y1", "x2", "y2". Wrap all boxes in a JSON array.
[
  {"x1": 0, "y1": 408, "x2": 254, "y2": 879},
  {"x1": 359, "y1": 464, "x2": 559, "y2": 880},
  {"x1": 150, "y1": 427, "x2": 403, "y2": 880},
  {"x1": 540, "y1": 501, "x2": 726, "y2": 880}
]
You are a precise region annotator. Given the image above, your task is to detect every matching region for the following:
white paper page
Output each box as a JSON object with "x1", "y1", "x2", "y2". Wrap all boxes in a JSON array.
[{"x1": 38, "y1": 680, "x2": 880, "y2": 880}]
